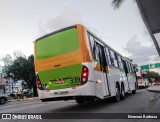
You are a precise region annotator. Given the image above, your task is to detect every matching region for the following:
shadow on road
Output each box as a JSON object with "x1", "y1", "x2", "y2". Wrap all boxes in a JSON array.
[{"x1": 47, "y1": 93, "x2": 137, "y2": 113}]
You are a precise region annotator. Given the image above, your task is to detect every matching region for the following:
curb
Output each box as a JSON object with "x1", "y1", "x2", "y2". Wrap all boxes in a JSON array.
[
  {"x1": 147, "y1": 86, "x2": 160, "y2": 93},
  {"x1": 8, "y1": 97, "x2": 39, "y2": 102},
  {"x1": 147, "y1": 89, "x2": 160, "y2": 93}
]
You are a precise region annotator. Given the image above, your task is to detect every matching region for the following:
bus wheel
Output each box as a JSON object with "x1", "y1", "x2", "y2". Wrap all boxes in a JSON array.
[
  {"x1": 113, "y1": 83, "x2": 120, "y2": 102},
  {"x1": 75, "y1": 98, "x2": 85, "y2": 104},
  {"x1": 132, "y1": 83, "x2": 136, "y2": 94},
  {"x1": 0, "y1": 98, "x2": 6, "y2": 104},
  {"x1": 120, "y1": 84, "x2": 125, "y2": 100}
]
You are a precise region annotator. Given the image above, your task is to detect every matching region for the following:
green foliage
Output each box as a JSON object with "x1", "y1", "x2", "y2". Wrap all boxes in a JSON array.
[
  {"x1": 146, "y1": 70, "x2": 159, "y2": 82},
  {"x1": 2, "y1": 52, "x2": 37, "y2": 96},
  {"x1": 112, "y1": 0, "x2": 124, "y2": 9}
]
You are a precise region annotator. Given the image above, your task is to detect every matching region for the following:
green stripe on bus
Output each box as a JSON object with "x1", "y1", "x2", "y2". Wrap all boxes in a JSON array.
[{"x1": 38, "y1": 64, "x2": 82, "y2": 90}]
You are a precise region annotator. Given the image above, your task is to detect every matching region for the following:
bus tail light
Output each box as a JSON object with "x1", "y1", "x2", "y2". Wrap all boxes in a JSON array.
[
  {"x1": 81, "y1": 66, "x2": 89, "y2": 85},
  {"x1": 36, "y1": 74, "x2": 43, "y2": 90}
]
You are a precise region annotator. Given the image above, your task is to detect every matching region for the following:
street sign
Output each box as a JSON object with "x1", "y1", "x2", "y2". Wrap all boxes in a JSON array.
[
  {"x1": 149, "y1": 64, "x2": 155, "y2": 68},
  {"x1": 140, "y1": 63, "x2": 160, "y2": 70}
]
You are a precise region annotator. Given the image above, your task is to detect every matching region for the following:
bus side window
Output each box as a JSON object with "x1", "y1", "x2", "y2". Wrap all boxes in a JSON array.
[
  {"x1": 125, "y1": 61, "x2": 129, "y2": 73},
  {"x1": 130, "y1": 64, "x2": 134, "y2": 73},
  {"x1": 88, "y1": 33, "x2": 96, "y2": 60},
  {"x1": 96, "y1": 44, "x2": 105, "y2": 71},
  {"x1": 110, "y1": 50, "x2": 118, "y2": 67},
  {"x1": 122, "y1": 59, "x2": 129, "y2": 75},
  {"x1": 105, "y1": 47, "x2": 111, "y2": 65},
  {"x1": 114, "y1": 53, "x2": 119, "y2": 68},
  {"x1": 127, "y1": 62, "x2": 132, "y2": 73},
  {"x1": 118, "y1": 55, "x2": 123, "y2": 69},
  {"x1": 95, "y1": 44, "x2": 100, "y2": 64},
  {"x1": 109, "y1": 49, "x2": 115, "y2": 67}
]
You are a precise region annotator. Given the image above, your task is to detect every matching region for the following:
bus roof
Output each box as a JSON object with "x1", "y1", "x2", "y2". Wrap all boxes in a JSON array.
[{"x1": 36, "y1": 25, "x2": 76, "y2": 42}]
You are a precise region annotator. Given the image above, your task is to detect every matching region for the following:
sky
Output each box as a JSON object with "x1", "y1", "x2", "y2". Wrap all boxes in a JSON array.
[{"x1": 0, "y1": 0, "x2": 160, "y2": 66}]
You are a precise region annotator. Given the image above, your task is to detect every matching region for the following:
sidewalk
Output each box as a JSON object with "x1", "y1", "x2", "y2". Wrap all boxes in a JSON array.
[
  {"x1": 7, "y1": 96, "x2": 39, "y2": 102},
  {"x1": 147, "y1": 85, "x2": 160, "y2": 93}
]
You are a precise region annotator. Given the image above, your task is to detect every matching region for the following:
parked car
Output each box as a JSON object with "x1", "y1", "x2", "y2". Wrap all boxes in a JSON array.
[
  {"x1": 0, "y1": 94, "x2": 8, "y2": 104},
  {"x1": 22, "y1": 89, "x2": 30, "y2": 94}
]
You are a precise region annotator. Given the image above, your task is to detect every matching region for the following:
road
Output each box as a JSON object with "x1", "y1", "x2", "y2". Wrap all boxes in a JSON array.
[{"x1": 0, "y1": 88, "x2": 160, "y2": 122}]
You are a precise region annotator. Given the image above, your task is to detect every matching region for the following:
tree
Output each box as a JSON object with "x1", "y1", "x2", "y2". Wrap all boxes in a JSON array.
[
  {"x1": 112, "y1": 0, "x2": 125, "y2": 9},
  {"x1": 27, "y1": 55, "x2": 37, "y2": 96},
  {"x1": 1, "y1": 54, "x2": 13, "y2": 78},
  {"x1": 146, "y1": 70, "x2": 159, "y2": 83},
  {"x1": 2, "y1": 52, "x2": 37, "y2": 96}
]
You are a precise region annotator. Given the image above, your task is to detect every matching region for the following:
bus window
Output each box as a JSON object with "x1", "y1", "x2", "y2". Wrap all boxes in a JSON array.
[
  {"x1": 95, "y1": 44, "x2": 100, "y2": 64},
  {"x1": 128, "y1": 62, "x2": 132, "y2": 73},
  {"x1": 125, "y1": 61, "x2": 130, "y2": 73},
  {"x1": 114, "y1": 53, "x2": 119, "y2": 68},
  {"x1": 88, "y1": 33, "x2": 96, "y2": 60},
  {"x1": 105, "y1": 47, "x2": 111, "y2": 65},
  {"x1": 110, "y1": 50, "x2": 118, "y2": 67},
  {"x1": 130, "y1": 64, "x2": 134, "y2": 73},
  {"x1": 109, "y1": 50, "x2": 115, "y2": 66},
  {"x1": 117, "y1": 55, "x2": 123, "y2": 69}
]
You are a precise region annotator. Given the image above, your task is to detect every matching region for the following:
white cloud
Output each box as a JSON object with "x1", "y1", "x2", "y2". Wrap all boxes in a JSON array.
[
  {"x1": 123, "y1": 35, "x2": 159, "y2": 65},
  {"x1": 149, "y1": 55, "x2": 160, "y2": 64},
  {"x1": 155, "y1": 33, "x2": 160, "y2": 46},
  {"x1": 38, "y1": 3, "x2": 82, "y2": 36}
]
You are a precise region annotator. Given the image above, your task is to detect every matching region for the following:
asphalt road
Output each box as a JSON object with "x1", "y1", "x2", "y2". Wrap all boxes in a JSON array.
[{"x1": 0, "y1": 88, "x2": 160, "y2": 122}]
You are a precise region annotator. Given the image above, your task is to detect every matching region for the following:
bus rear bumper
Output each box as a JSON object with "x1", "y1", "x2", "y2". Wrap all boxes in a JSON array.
[{"x1": 38, "y1": 81, "x2": 95, "y2": 101}]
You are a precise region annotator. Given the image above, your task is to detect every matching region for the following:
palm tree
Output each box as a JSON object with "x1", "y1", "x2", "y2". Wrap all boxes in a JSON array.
[{"x1": 112, "y1": 0, "x2": 124, "y2": 8}]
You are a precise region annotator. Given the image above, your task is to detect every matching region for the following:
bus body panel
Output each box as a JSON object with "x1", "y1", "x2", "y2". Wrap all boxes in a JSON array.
[
  {"x1": 38, "y1": 81, "x2": 96, "y2": 100},
  {"x1": 127, "y1": 73, "x2": 137, "y2": 91},
  {"x1": 107, "y1": 66, "x2": 128, "y2": 96},
  {"x1": 85, "y1": 62, "x2": 109, "y2": 99},
  {"x1": 34, "y1": 24, "x2": 137, "y2": 102},
  {"x1": 38, "y1": 64, "x2": 82, "y2": 90},
  {"x1": 35, "y1": 27, "x2": 86, "y2": 90}
]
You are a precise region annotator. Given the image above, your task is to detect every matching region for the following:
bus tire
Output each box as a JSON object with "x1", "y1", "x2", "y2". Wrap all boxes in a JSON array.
[
  {"x1": 132, "y1": 83, "x2": 136, "y2": 94},
  {"x1": 41, "y1": 99, "x2": 46, "y2": 102},
  {"x1": 75, "y1": 98, "x2": 85, "y2": 104},
  {"x1": 0, "y1": 97, "x2": 6, "y2": 104},
  {"x1": 120, "y1": 84, "x2": 125, "y2": 100},
  {"x1": 113, "y1": 83, "x2": 120, "y2": 102}
]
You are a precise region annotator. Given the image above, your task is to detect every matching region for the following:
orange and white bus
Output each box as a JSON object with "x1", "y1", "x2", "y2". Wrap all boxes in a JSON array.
[{"x1": 34, "y1": 24, "x2": 137, "y2": 104}]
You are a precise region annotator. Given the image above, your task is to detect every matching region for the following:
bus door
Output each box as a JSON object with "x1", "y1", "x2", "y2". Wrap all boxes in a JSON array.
[
  {"x1": 122, "y1": 59, "x2": 130, "y2": 91},
  {"x1": 95, "y1": 43, "x2": 109, "y2": 98}
]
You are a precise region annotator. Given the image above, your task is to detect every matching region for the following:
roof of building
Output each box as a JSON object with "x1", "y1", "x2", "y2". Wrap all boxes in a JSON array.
[{"x1": 136, "y1": 0, "x2": 160, "y2": 34}]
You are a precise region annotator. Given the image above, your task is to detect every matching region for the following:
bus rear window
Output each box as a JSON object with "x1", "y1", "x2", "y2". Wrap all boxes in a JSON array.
[{"x1": 36, "y1": 28, "x2": 80, "y2": 60}]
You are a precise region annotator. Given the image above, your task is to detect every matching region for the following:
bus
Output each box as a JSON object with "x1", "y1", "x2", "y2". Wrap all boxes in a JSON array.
[
  {"x1": 34, "y1": 24, "x2": 137, "y2": 104},
  {"x1": 136, "y1": 69, "x2": 149, "y2": 88}
]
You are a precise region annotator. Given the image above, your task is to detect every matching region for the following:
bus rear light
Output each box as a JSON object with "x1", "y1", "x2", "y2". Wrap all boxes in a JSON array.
[
  {"x1": 83, "y1": 73, "x2": 87, "y2": 77},
  {"x1": 81, "y1": 66, "x2": 89, "y2": 85},
  {"x1": 36, "y1": 74, "x2": 43, "y2": 90}
]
